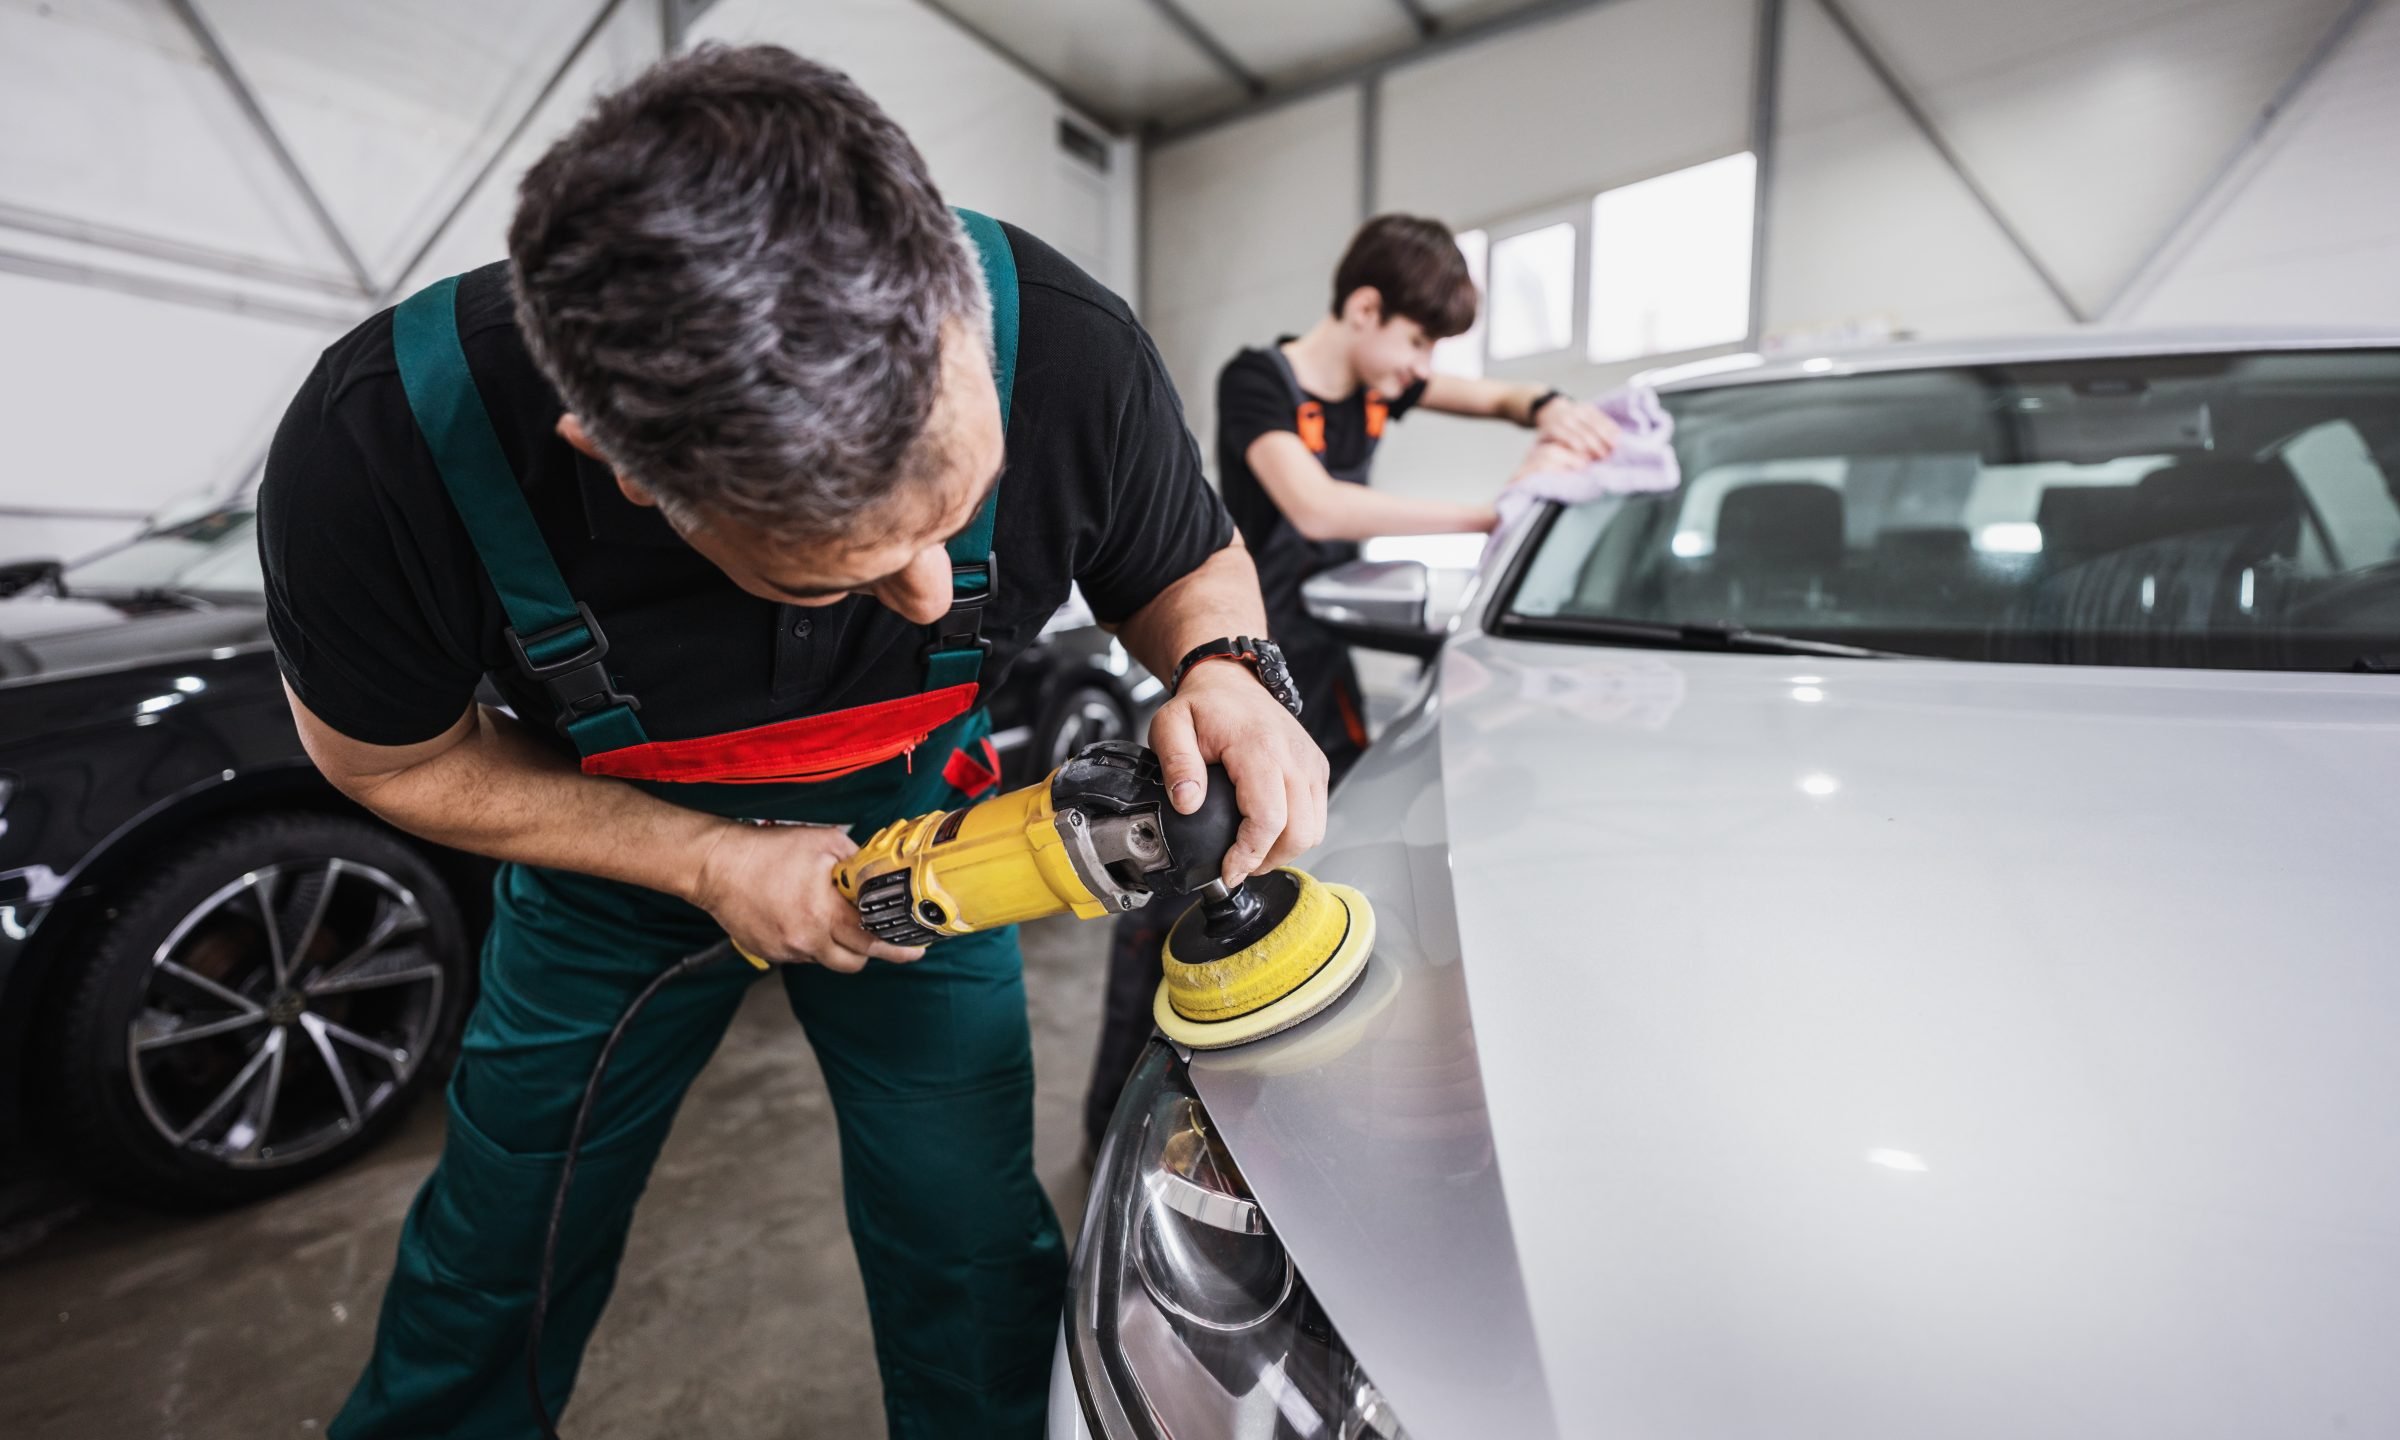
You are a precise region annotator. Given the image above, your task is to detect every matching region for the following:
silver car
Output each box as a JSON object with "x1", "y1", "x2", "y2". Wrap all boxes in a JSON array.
[{"x1": 1050, "y1": 331, "x2": 2400, "y2": 1439}]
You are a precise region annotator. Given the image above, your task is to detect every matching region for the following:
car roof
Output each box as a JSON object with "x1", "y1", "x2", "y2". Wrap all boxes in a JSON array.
[{"x1": 1638, "y1": 326, "x2": 2400, "y2": 394}]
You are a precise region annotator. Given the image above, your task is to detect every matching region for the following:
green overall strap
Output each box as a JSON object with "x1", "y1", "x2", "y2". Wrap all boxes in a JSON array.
[
  {"x1": 925, "y1": 209, "x2": 1017, "y2": 691},
  {"x1": 391, "y1": 276, "x2": 649, "y2": 755}
]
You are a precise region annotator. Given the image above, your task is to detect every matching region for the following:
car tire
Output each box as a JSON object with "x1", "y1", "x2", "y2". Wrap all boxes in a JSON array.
[
  {"x1": 42, "y1": 812, "x2": 471, "y2": 1209},
  {"x1": 1039, "y1": 680, "x2": 1135, "y2": 773}
]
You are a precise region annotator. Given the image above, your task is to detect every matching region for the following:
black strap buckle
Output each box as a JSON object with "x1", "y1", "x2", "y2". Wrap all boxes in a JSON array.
[
  {"x1": 503, "y1": 601, "x2": 643, "y2": 737},
  {"x1": 921, "y1": 553, "x2": 999, "y2": 663}
]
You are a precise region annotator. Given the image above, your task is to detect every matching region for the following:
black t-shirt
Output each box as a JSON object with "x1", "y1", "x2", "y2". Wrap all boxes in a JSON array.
[
  {"x1": 259, "y1": 224, "x2": 1228, "y2": 750},
  {"x1": 1214, "y1": 341, "x2": 1424, "y2": 621}
]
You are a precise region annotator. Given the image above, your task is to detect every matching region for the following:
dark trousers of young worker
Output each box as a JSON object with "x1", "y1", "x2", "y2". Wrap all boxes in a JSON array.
[{"x1": 333, "y1": 856, "x2": 1065, "y2": 1440}]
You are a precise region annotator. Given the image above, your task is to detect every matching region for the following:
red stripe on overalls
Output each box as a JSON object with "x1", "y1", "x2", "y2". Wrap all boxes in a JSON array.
[{"x1": 580, "y1": 684, "x2": 979, "y2": 785}]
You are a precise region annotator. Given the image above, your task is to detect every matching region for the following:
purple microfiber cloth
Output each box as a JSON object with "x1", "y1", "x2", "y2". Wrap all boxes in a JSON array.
[{"x1": 1487, "y1": 383, "x2": 1679, "y2": 560}]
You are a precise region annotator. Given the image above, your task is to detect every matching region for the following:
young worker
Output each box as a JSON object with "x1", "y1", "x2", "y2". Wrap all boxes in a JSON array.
[{"x1": 1082, "y1": 214, "x2": 1618, "y2": 1152}]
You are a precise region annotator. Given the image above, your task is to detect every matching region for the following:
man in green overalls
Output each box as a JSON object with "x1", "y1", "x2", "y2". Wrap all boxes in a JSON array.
[{"x1": 258, "y1": 46, "x2": 1326, "y2": 1438}]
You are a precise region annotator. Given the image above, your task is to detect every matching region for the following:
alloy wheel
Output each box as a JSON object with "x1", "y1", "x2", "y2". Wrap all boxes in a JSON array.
[{"x1": 125, "y1": 858, "x2": 445, "y2": 1169}]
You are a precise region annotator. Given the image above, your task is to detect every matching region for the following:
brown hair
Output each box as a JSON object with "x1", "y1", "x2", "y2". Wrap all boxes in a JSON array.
[{"x1": 1331, "y1": 214, "x2": 1478, "y2": 339}]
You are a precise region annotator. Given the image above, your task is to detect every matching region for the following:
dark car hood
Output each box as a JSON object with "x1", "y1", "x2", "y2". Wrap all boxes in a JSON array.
[{"x1": 0, "y1": 595, "x2": 272, "y2": 685}]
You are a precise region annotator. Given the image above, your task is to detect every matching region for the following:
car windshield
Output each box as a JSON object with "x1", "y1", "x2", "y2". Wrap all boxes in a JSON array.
[
  {"x1": 1501, "y1": 349, "x2": 2400, "y2": 672},
  {"x1": 62, "y1": 507, "x2": 263, "y2": 601}
]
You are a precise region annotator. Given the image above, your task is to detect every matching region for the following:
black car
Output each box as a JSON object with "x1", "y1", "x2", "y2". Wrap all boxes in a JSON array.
[
  {"x1": 983, "y1": 586, "x2": 1161, "y2": 789},
  {"x1": 0, "y1": 506, "x2": 1152, "y2": 1209}
]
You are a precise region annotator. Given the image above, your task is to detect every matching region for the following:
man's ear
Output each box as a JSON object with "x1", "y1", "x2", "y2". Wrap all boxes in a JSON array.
[
  {"x1": 1339, "y1": 285, "x2": 1384, "y2": 330},
  {"x1": 555, "y1": 413, "x2": 611, "y2": 463},
  {"x1": 556, "y1": 414, "x2": 655, "y2": 508}
]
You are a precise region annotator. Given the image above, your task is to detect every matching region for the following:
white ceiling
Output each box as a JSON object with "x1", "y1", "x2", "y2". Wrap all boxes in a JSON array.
[{"x1": 920, "y1": 0, "x2": 1565, "y2": 131}]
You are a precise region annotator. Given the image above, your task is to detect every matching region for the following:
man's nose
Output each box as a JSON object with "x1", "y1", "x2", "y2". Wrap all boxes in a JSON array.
[{"x1": 879, "y1": 548, "x2": 955, "y2": 626}]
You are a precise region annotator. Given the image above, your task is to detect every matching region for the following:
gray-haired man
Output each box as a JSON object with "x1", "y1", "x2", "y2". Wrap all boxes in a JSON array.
[{"x1": 259, "y1": 45, "x2": 1324, "y2": 1439}]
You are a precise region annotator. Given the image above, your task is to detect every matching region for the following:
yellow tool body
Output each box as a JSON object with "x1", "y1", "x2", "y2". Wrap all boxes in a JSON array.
[
  {"x1": 835, "y1": 777, "x2": 1107, "y2": 937},
  {"x1": 830, "y1": 741, "x2": 1377, "y2": 1049}
]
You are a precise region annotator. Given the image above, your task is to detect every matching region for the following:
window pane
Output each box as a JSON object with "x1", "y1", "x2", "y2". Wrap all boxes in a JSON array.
[
  {"x1": 1486, "y1": 222, "x2": 1576, "y2": 361},
  {"x1": 1587, "y1": 152, "x2": 1756, "y2": 364},
  {"x1": 1432, "y1": 228, "x2": 1488, "y2": 379}
]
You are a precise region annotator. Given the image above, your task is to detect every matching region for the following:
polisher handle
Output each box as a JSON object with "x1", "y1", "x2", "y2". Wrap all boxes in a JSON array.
[{"x1": 1154, "y1": 762, "x2": 1241, "y2": 897}]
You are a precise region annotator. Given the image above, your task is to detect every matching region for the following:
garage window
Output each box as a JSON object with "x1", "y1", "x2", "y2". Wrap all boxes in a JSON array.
[
  {"x1": 1444, "y1": 153, "x2": 1758, "y2": 376},
  {"x1": 1587, "y1": 152, "x2": 1756, "y2": 364},
  {"x1": 1485, "y1": 222, "x2": 1577, "y2": 361},
  {"x1": 1431, "y1": 227, "x2": 1488, "y2": 379}
]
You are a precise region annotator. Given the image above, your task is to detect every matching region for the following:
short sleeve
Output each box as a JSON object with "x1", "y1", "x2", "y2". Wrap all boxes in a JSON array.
[
  {"x1": 258, "y1": 355, "x2": 488, "y2": 746},
  {"x1": 1217, "y1": 351, "x2": 1299, "y2": 458},
  {"x1": 1075, "y1": 326, "x2": 1236, "y2": 624},
  {"x1": 1387, "y1": 376, "x2": 1430, "y2": 420}
]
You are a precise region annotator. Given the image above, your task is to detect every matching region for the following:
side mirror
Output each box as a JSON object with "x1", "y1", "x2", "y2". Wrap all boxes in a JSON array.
[{"x1": 1303, "y1": 559, "x2": 1443, "y2": 658}]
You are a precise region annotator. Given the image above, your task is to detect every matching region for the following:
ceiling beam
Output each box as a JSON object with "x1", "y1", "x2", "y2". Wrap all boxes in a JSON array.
[
  {"x1": 911, "y1": 0, "x2": 1126, "y2": 132},
  {"x1": 380, "y1": 0, "x2": 628, "y2": 302},
  {"x1": 1359, "y1": 72, "x2": 1383, "y2": 219},
  {"x1": 0, "y1": 244, "x2": 356, "y2": 329},
  {"x1": 162, "y1": 0, "x2": 375, "y2": 296},
  {"x1": 1389, "y1": 0, "x2": 1441, "y2": 40},
  {"x1": 0, "y1": 200, "x2": 362, "y2": 299},
  {"x1": 1149, "y1": 0, "x2": 1624, "y2": 144},
  {"x1": 1143, "y1": 0, "x2": 1266, "y2": 96},
  {"x1": 660, "y1": 0, "x2": 718, "y2": 53},
  {"x1": 1813, "y1": 0, "x2": 2086, "y2": 324},
  {"x1": 2099, "y1": 0, "x2": 2382, "y2": 322},
  {"x1": 1746, "y1": 0, "x2": 1784, "y2": 347}
]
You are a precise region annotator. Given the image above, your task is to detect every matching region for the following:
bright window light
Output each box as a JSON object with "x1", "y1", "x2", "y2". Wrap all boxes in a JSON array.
[
  {"x1": 1974, "y1": 522, "x2": 2044, "y2": 554},
  {"x1": 1487, "y1": 222, "x2": 1577, "y2": 361},
  {"x1": 1433, "y1": 228, "x2": 1488, "y2": 379},
  {"x1": 1587, "y1": 152, "x2": 1756, "y2": 364}
]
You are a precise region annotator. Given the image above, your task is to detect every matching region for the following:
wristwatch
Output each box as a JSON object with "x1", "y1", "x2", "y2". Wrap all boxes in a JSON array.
[
  {"x1": 1527, "y1": 387, "x2": 1569, "y2": 424},
  {"x1": 1172, "y1": 636, "x2": 1303, "y2": 718}
]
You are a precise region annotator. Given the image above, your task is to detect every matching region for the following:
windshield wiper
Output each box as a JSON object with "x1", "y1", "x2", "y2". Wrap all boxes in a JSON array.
[{"x1": 1499, "y1": 614, "x2": 1907, "y2": 659}]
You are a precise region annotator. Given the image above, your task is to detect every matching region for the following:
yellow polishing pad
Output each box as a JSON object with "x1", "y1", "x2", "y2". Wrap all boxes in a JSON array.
[{"x1": 1153, "y1": 868, "x2": 1376, "y2": 1051}]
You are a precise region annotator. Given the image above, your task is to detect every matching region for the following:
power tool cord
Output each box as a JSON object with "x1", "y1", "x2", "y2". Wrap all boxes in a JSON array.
[{"x1": 527, "y1": 938, "x2": 734, "y2": 1440}]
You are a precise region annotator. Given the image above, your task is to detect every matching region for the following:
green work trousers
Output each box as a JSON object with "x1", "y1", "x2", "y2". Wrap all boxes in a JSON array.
[{"x1": 330, "y1": 858, "x2": 1066, "y2": 1439}]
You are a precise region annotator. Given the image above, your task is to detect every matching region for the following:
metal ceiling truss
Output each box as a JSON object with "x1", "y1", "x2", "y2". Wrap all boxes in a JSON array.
[
  {"x1": 2099, "y1": 0, "x2": 2382, "y2": 321},
  {"x1": 1389, "y1": 0, "x2": 1441, "y2": 40},
  {"x1": 661, "y1": 0, "x2": 718, "y2": 54},
  {"x1": 1747, "y1": 0, "x2": 1784, "y2": 347},
  {"x1": 1149, "y1": 0, "x2": 1627, "y2": 143},
  {"x1": 910, "y1": 0, "x2": 1127, "y2": 131},
  {"x1": 7, "y1": 0, "x2": 631, "y2": 328},
  {"x1": 0, "y1": 200, "x2": 361, "y2": 298},
  {"x1": 162, "y1": 0, "x2": 375, "y2": 296},
  {"x1": 1812, "y1": 0, "x2": 2086, "y2": 323},
  {"x1": 1143, "y1": 0, "x2": 1266, "y2": 96},
  {"x1": 379, "y1": 0, "x2": 630, "y2": 302}
]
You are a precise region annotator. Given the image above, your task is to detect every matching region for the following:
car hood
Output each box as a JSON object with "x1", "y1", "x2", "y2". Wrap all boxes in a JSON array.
[
  {"x1": 1191, "y1": 637, "x2": 2400, "y2": 1439},
  {"x1": 0, "y1": 594, "x2": 270, "y2": 684}
]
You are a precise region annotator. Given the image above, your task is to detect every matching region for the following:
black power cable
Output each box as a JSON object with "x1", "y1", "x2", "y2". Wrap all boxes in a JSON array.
[{"x1": 527, "y1": 939, "x2": 734, "y2": 1439}]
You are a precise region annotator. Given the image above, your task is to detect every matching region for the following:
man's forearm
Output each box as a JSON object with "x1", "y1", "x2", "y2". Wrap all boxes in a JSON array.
[
  {"x1": 1114, "y1": 541, "x2": 1273, "y2": 677},
  {"x1": 293, "y1": 691, "x2": 732, "y2": 904}
]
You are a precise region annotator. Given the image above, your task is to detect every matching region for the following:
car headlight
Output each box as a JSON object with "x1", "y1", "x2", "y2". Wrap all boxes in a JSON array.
[{"x1": 1067, "y1": 1040, "x2": 1410, "y2": 1440}]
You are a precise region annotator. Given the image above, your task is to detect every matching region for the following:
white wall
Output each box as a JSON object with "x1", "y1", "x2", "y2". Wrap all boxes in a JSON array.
[
  {"x1": 0, "y1": 0, "x2": 1132, "y2": 565},
  {"x1": 1143, "y1": 88, "x2": 1363, "y2": 483},
  {"x1": 1142, "y1": 0, "x2": 2400, "y2": 507}
]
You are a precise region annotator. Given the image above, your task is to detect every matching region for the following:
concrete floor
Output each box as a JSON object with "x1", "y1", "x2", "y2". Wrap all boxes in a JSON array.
[{"x1": 0, "y1": 915, "x2": 1112, "y2": 1440}]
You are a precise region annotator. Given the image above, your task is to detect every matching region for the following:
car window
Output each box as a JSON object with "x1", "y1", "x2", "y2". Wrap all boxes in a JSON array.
[
  {"x1": 1506, "y1": 350, "x2": 2400, "y2": 672},
  {"x1": 63, "y1": 509, "x2": 263, "y2": 601}
]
